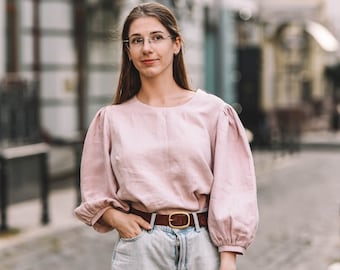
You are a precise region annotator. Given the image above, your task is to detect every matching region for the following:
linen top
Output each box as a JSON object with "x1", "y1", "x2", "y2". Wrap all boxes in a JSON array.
[{"x1": 74, "y1": 89, "x2": 258, "y2": 254}]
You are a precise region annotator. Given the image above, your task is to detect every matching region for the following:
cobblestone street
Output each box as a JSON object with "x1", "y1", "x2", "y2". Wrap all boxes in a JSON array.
[
  {"x1": 0, "y1": 150, "x2": 339, "y2": 270},
  {"x1": 238, "y1": 150, "x2": 340, "y2": 270}
]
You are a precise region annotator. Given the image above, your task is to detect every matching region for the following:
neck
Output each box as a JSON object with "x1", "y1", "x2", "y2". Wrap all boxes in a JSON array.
[
  {"x1": 137, "y1": 77, "x2": 192, "y2": 107},
  {"x1": 139, "y1": 76, "x2": 180, "y2": 99}
]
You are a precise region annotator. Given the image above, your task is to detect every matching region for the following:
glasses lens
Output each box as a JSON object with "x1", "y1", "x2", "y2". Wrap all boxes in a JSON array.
[{"x1": 127, "y1": 34, "x2": 172, "y2": 49}]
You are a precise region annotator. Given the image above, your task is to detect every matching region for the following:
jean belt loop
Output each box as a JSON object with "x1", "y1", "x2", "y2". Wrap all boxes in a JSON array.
[
  {"x1": 192, "y1": 212, "x2": 201, "y2": 232},
  {"x1": 149, "y1": 213, "x2": 157, "y2": 229}
]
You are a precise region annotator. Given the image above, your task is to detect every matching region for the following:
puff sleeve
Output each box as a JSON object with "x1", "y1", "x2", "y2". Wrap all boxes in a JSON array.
[
  {"x1": 208, "y1": 104, "x2": 259, "y2": 254},
  {"x1": 74, "y1": 107, "x2": 129, "y2": 232}
]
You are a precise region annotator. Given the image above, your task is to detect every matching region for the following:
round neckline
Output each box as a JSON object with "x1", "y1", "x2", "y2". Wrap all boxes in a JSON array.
[{"x1": 133, "y1": 89, "x2": 202, "y2": 110}]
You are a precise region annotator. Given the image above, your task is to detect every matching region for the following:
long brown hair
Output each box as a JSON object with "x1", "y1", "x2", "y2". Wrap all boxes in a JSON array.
[{"x1": 113, "y1": 2, "x2": 191, "y2": 105}]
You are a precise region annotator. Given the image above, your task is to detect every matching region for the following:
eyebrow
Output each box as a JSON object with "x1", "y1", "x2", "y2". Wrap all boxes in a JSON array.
[{"x1": 128, "y1": 30, "x2": 166, "y2": 38}]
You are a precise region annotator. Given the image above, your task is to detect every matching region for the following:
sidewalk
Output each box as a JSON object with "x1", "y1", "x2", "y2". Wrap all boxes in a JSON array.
[
  {"x1": 300, "y1": 130, "x2": 340, "y2": 149},
  {"x1": 0, "y1": 144, "x2": 79, "y2": 251},
  {"x1": 0, "y1": 187, "x2": 80, "y2": 251}
]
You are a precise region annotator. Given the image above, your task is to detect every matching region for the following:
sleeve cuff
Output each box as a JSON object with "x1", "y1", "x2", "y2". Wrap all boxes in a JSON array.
[{"x1": 218, "y1": 245, "x2": 245, "y2": 255}]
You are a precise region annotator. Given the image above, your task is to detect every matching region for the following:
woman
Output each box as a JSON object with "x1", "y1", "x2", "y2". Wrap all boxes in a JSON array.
[{"x1": 75, "y1": 2, "x2": 258, "y2": 270}]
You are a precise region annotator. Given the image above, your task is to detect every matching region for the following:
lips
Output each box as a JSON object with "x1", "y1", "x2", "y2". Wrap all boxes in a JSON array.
[{"x1": 141, "y1": 59, "x2": 158, "y2": 65}]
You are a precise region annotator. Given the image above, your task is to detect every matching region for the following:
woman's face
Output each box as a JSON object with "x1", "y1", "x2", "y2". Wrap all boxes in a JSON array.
[{"x1": 127, "y1": 16, "x2": 181, "y2": 80}]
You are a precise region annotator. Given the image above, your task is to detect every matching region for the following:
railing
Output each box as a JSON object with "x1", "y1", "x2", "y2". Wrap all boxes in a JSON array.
[
  {"x1": 0, "y1": 79, "x2": 41, "y2": 146},
  {"x1": 0, "y1": 78, "x2": 49, "y2": 231}
]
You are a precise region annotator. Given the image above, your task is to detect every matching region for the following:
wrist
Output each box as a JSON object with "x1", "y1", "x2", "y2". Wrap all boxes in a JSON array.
[
  {"x1": 101, "y1": 207, "x2": 120, "y2": 228},
  {"x1": 220, "y1": 251, "x2": 237, "y2": 270}
]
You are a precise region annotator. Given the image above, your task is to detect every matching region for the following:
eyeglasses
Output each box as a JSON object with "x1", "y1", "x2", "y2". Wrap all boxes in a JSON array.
[{"x1": 123, "y1": 33, "x2": 174, "y2": 50}]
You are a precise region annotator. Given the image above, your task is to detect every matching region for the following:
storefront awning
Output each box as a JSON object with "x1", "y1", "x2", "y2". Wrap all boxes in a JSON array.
[{"x1": 305, "y1": 21, "x2": 339, "y2": 52}]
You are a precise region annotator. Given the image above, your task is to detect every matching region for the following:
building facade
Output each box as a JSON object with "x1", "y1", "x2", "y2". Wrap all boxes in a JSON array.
[
  {"x1": 1, "y1": 0, "x2": 257, "y2": 139},
  {"x1": 258, "y1": 0, "x2": 339, "y2": 122},
  {"x1": 1, "y1": 0, "x2": 338, "y2": 144}
]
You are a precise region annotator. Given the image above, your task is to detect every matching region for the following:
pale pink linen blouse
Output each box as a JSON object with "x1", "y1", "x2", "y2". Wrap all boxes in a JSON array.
[{"x1": 74, "y1": 89, "x2": 258, "y2": 254}]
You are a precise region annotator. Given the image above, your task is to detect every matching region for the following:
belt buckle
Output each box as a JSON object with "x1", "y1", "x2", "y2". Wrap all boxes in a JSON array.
[{"x1": 168, "y1": 211, "x2": 190, "y2": 229}]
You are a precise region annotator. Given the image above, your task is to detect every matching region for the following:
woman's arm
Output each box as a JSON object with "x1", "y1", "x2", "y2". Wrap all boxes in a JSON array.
[{"x1": 208, "y1": 104, "x2": 258, "y2": 254}]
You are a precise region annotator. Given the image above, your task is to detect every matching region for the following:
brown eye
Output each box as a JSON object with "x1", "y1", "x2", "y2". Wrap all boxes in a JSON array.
[
  {"x1": 150, "y1": 34, "x2": 165, "y2": 43},
  {"x1": 131, "y1": 37, "x2": 144, "y2": 45}
]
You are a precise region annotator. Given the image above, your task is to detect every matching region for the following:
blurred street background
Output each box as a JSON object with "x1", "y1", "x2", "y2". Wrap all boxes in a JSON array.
[{"x1": 1, "y1": 0, "x2": 340, "y2": 269}]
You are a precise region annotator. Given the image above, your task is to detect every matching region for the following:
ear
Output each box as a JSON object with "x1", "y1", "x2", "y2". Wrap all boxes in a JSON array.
[{"x1": 173, "y1": 36, "x2": 182, "y2": 55}]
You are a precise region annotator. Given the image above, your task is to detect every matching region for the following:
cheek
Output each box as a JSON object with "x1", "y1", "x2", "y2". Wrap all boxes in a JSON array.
[
  {"x1": 129, "y1": 54, "x2": 140, "y2": 68},
  {"x1": 128, "y1": 51, "x2": 137, "y2": 61},
  {"x1": 161, "y1": 46, "x2": 176, "y2": 61},
  {"x1": 165, "y1": 51, "x2": 175, "y2": 64}
]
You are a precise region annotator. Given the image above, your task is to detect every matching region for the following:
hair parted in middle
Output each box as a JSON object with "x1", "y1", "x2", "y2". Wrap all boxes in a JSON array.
[{"x1": 113, "y1": 2, "x2": 191, "y2": 105}]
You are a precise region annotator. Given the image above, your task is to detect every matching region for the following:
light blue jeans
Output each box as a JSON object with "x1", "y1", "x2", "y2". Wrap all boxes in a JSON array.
[{"x1": 111, "y1": 226, "x2": 219, "y2": 270}]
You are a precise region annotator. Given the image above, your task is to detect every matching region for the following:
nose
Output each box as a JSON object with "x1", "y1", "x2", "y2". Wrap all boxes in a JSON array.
[{"x1": 142, "y1": 38, "x2": 153, "y2": 51}]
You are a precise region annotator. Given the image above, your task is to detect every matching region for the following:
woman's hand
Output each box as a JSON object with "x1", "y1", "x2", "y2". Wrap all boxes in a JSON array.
[
  {"x1": 219, "y1": 251, "x2": 237, "y2": 270},
  {"x1": 101, "y1": 208, "x2": 152, "y2": 238}
]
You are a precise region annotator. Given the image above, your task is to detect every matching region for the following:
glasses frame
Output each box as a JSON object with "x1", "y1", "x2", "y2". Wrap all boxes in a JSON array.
[{"x1": 123, "y1": 34, "x2": 175, "y2": 50}]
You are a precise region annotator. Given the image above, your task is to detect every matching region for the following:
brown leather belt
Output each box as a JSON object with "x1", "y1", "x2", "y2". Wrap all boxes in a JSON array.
[{"x1": 130, "y1": 208, "x2": 208, "y2": 229}]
